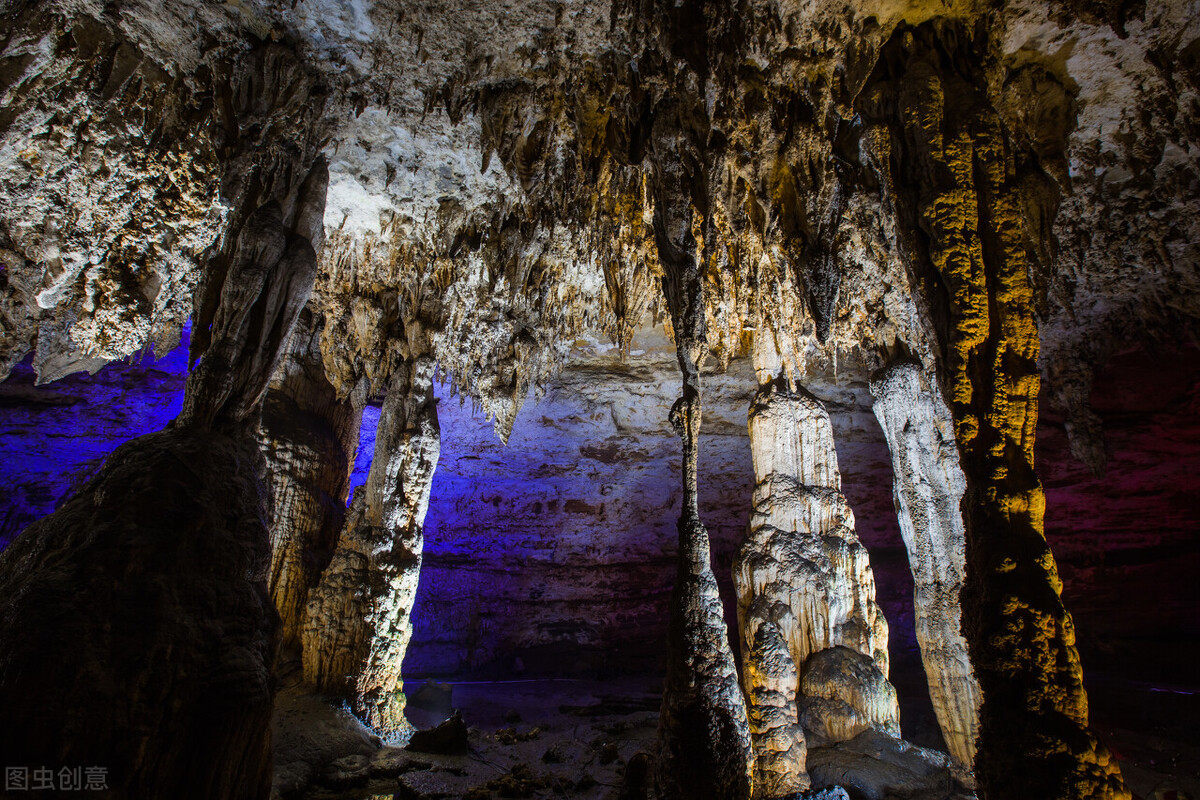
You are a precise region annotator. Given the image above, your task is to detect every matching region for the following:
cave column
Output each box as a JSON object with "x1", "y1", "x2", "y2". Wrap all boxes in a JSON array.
[
  {"x1": 0, "y1": 147, "x2": 329, "y2": 798},
  {"x1": 258, "y1": 309, "x2": 363, "y2": 647},
  {"x1": 302, "y1": 351, "x2": 439, "y2": 738},
  {"x1": 735, "y1": 334, "x2": 899, "y2": 800},
  {"x1": 859, "y1": 32, "x2": 1130, "y2": 797},
  {"x1": 870, "y1": 360, "x2": 980, "y2": 769},
  {"x1": 651, "y1": 102, "x2": 753, "y2": 800}
]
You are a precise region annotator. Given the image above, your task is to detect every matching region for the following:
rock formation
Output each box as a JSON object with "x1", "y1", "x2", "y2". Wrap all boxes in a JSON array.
[
  {"x1": 870, "y1": 360, "x2": 980, "y2": 768},
  {"x1": 0, "y1": 155, "x2": 327, "y2": 800},
  {"x1": 0, "y1": 428, "x2": 279, "y2": 798},
  {"x1": 258, "y1": 308, "x2": 362, "y2": 646},
  {"x1": 736, "y1": 358, "x2": 899, "y2": 796},
  {"x1": 0, "y1": 7, "x2": 329, "y2": 793},
  {"x1": 651, "y1": 63, "x2": 753, "y2": 798},
  {"x1": 303, "y1": 354, "x2": 441, "y2": 738},
  {"x1": 858, "y1": 22, "x2": 1130, "y2": 798},
  {"x1": 3, "y1": 0, "x2": 1197, "y2": 795}
]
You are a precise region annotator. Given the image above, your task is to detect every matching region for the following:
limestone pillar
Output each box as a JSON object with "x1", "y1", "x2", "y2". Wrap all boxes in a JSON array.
[
  {"x1": 258, "y1": 308, "x2": 362, "y2": 646},
  {"x1": 302, "y1": 354, "x2": 440, "y2": 738},
  {"x1": 736, "y1": 336, "x2": 898, "y2": 797},
  {"x1": 859, "y1": 24, "x2": 1129, "y2": 798},
  {"x1": 870, "y1": 360, "x2": 980, "y2": 768},
  {"x1": 652, "y1": 100, "x2": 753, "y2": 800}
]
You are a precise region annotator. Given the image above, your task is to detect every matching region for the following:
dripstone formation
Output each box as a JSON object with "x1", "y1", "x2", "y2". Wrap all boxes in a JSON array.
[{"x1": 2, "y1": 0, "x2": 1196, "y2": 797}]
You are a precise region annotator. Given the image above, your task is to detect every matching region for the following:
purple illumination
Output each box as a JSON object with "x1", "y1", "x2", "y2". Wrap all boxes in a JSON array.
[
  {"x1": 347, "y1": 402, "x2": 382, "y2": 503},
  {"x1": 0, "y1": 326, "x2": 190, "y2": 548}
]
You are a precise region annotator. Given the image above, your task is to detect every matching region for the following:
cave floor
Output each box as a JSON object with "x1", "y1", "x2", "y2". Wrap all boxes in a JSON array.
[
  {"x1": 272, "y1": 657, "x2": 1200, "y2": 800},
  {"x1": 271, "y1": 652, "x2": 978, "y2": 800},
  {"x1": 273, "y1": 659, "x2": 662, "y2": 799}
]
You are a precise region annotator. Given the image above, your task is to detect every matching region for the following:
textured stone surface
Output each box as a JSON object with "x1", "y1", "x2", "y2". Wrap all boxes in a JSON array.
[
  {"x1": 258, "y1": 308, "x2": 361, "y2": 646},
  {"x1": 0, "y1": 428, "x2": 278, "y2": 799},
  {"x1": 859, "y1": 22, "x2": 1129, "y2": 798},
  {"x1": 807, "y1": 729, "x2": 974, "y2": 800},
  {"x1": 303, "y1": 356, "x2": 441, "y2": 737},
  {"x1": 798, "y1": 646, "x2": 900, "y2": 746},
  {"x1": 870, "y1": 361, "x2": 980, "y2": 768},
  {"x1": 1, "y1": 0, "x2": 1198, "y2": 796},
  {"x1": 736, "y1": 379, "x2": 899, "y2": 794},
  {"x1": 179, "y1": 160, "x2": 327, "y2": 431}
]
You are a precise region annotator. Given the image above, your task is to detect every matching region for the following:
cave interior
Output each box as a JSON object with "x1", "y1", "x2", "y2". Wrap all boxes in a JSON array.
[{"x1": 0, "y1": 0, "x2": 1197, "y2": 798}]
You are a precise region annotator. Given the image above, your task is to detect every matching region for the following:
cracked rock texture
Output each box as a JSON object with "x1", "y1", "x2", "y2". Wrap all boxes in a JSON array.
[
  {"x1": 303, "y1": 355, "x2": 441, "y2": 737},
  {"x1": 870, "y1": 360, "x2": 980, "y2": 769}
]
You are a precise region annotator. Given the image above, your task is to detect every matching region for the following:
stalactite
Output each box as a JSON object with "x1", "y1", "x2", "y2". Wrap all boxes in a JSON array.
[
  {"x1": 870, "y1": 359, "x2": 980, "y2": 769},
  {"x1": 258, "y1": 307, "x2": 362, "y2": 646},
  {"x1": 735, "y1": 349, "x2": 898, "y2": 798},
  {"x1": 302, "y1": 353, "x2": 440, "y2": 738},
  {"x1": 859, "y1": 22, "x2": 1129, "y2": 799}
]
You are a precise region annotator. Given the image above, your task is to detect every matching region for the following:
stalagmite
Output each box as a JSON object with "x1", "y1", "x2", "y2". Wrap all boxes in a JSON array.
[
  {"x1": 870, "y1": 360, "x2": 980, "y2": 769},
  {"x1": 302, "y1": 353, "x2": 440, "y2": 737},
  {"x1": 259, "y1": 308, "x2": 362, "y2": 646},
  {"x1": 859, "y1": 22, "x2": 1129, "y2": 799},
  {"x1": 736, "y1": 365, "x2": 899, "y2": 798}
]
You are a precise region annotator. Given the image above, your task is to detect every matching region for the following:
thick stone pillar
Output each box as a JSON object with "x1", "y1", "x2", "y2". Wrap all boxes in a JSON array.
[
  {"x1": 735, "y1": 371, "x2": 899, "y2": 798},
  {"x1": 259, "y1": 309, "x2": 361, "y2": 646},
  {"x1": 860, "y1": 23, "x2": 1129, "y2": 798},
  {"x1": 302, "y1": 354, "x2": 439, "y2": 738},
  {"x1": 0, "y1": 151, "x2": 328, "y2": 799},
  {"x1": 871, "y1": 360, "x2": 980, "y2": 768}
]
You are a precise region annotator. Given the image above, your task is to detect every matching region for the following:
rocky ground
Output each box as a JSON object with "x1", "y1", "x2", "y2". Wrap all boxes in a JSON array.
[
  {"x1": 270, "y1": 651, "x2": 974, "y2": 800},
  {"x1": 271, "y1": 665, "x2": 1199, "y2": 800}
]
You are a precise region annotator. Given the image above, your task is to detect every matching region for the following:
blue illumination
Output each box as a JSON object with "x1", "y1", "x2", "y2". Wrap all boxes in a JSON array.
[
  {"x1": 0, "y1": 325, "x2": 191, "y2": 548},
  {"x1": 347, "y1": 402, "x2": 382, "y2": 504}
]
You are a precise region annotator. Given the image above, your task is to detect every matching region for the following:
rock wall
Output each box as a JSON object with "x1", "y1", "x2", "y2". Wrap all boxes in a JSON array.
[
  {"x1": 0, "y1": 7, "x2": 330, "y2": 794},
  {"x1": 0, "y1": 429, "x2": 278, "y2": 798},
  {"x1": 0, "y1": 155, "x2": 327, "y2": 800}
]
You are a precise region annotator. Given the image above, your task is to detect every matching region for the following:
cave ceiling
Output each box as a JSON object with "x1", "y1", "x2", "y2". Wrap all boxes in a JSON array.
[{"x1": 0, "y1": 0, "x2": 1196, "y2": 442}]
